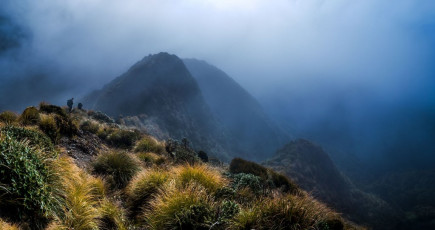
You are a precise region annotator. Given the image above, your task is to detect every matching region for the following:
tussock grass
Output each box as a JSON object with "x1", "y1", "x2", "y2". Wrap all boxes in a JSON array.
[
  {"x1": 135, "y1": 136, "x2": 165, "y2": 154},
  {"x1": 92, "y1": 151, "x2": 141, "y2": 189},
  {"x1": 99, "y1": 199, "x2": 128, "y2": 230},
  {"x1": 0, "y1": 111, "x2": 18, "y2": 124},
  {"x1": 80, "y1": 120, "x2": 100, "y2": 134},
  {"x1": 137, "y1": 152, "x2": 166, "y2": 166},
  {"x1": 52, "y1": 156, "x2": 105, "y2": 230},
  {"x1": 19, "y1": 106, "x2": 40, "y2": 125},
  {"x1": 39, "y1": 102, "x2": 67, "y2": 117},
  {"x1": 39, "y1": 114, "x2": 59, "y2": 143},
  {"x1": 145, "y1": 183, "x2": 215, "y2": 230},
  {"x1": 231, "y1": 193, "x2": 344, "y2": 230},
  {"x1": 173, "y1": 164, "x2": 227, "y2": 192},
  {"x1": 126, "y1": 169, "x2": 170, "y2": 218},
  {"x1": 106, "y1": 129, "x2": 141, "y2": 149},
  {"x1": 0, "y1": 219, "x2": 20, "y2": 230},
  {"x1": 1, "y1": 125, "x2": 54, "y2": 152}
]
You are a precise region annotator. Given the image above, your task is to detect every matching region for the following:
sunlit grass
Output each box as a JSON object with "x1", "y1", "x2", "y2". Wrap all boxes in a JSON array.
[{"x1": 173, "y1": 164, "x2": 227, "y2": 192}]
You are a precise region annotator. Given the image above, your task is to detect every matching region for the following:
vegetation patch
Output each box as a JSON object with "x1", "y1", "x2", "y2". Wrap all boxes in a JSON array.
[
  {"x1": 39, "y1": 102, "x2": 67, "y2": 117},
  {"x1": 80, "y1": 120, "x2": 100, "y2": 134},
  {"x1": 0, "y1": 135, "x2": 60, "y2": 228},
  {"x1": 92, "y1": 151, "x2": 141, "y2": 189},
  {"x1": 0, "y1": 111, "x2": 18, "y2": 124},
  {"x1": 135, "y1": 136, "x2": 165, "y2": 154},
  {"x1": 174, "y1": 164, "x2": 226, "y2": 193},
  {"x1": 19, "y1": 106, "x2": 40, "y2": 125},
  {"x1": 106, "y1": 129, "x2": 141, "y2": 149},
  {"x1": 1, "y1": 125, "x2": 54, "y2": 152}
]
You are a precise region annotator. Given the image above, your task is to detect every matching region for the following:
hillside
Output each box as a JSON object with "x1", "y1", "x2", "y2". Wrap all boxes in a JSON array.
[
  {"x1": 264, "y1": 139, "x2": 401, "y2": 229},
  {"x1": 83, "y1": 52, "x2": 230, "y2": 160},
  {"x1": 183, "y1": 59, "x2": 289, "y2": 160},
  {"x1": 0, "y1": 104, "x2": 363, "y2": 230}
]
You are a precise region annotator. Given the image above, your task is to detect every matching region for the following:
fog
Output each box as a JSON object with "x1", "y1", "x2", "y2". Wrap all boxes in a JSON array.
[{"x1": 1, "y1": 0, "x2": 435, "y2": 172}]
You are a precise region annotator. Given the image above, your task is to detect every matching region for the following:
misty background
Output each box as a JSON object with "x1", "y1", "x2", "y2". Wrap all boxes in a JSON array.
[{"x1": 1, "y1": 0, "x2": 435, "y2": 176}]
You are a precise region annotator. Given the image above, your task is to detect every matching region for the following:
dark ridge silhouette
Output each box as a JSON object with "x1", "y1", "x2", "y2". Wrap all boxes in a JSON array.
[
  {"x1": 83, "y1": 52, "x2": 231, "y2": 160},
  {"x1": 264, "y1": 139, "x2": 401, "y2": 230}
]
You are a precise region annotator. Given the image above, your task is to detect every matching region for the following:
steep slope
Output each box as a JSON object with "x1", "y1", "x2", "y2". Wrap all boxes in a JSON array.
[
  {"x1": 83, "y1": 52, "x2": 230, "y2": 160},
  {"x1": 264, "y1": 139, "x2": 401, "y2": 230},
  {"x1": 183, "y1": 59, "x2": 289, "y2": 160}
]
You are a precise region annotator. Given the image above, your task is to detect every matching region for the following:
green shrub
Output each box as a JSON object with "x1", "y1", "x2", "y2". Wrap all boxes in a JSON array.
[
  {"x1": 230, "y1": 173, "x2": 263, "y2": 195},
  {"x1": 0, "y1": 135, "x2": 60, "y2": 228},
  {"x1": 54, "y1": 115, "x2": 78, "y2": 137},
  {"x1": 0, "y1": 111, "x2": 18, "y2": 124},
  {"x1": 135, "y1": 136, "x2": 165, "y2": 154},
  {"x1": 1, "y1": 125, "x2": 54, "y2": 152},
  {"x1": 88, "y1": 111, "x2": 115, "y2": 124},
  {"x1": 19, "y1": 106, "x2": 40, "y2": 125},
  {"x1": 39, "y1": 115, "x2": 60, "y2": 143},
  {"x1": 39, "y1": 102, "x2": 67, "y2": 117},
  {"x1": 80, "y1": 120, "x2": 100, "y2": 134},
  {"x1": 165, "y1": 138, "x2": 199, "y2": 164},
  {"x1": 106, "y1": 129, "x2": 141, "y2": 149},
  {"x1": 218, "y1": 200, "x2": 240, "y2": 223},
  {"x1": 146, "y1": 185, "x2": 215, "y2": 230},
  {"x1": 92, "y1": 152, "x2": 140, "y2": 189},
  {"x1": 126, "y1": 170, "x2": 169, "y2": 218},
  {"x1": 229, "y1": 158, "x2": 268, "y2": 180}
]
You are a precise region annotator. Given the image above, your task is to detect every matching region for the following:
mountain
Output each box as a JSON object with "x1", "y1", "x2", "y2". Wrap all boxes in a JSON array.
[
  {"x1": 264, "y1": 139, "x2": 401, "y2": 230},
  {"x1": 83, "y1": 52, "x2": 230, "y2": 160},
  {"x1": 183, "y1": 59, "x2": 289, "y2": 160}
]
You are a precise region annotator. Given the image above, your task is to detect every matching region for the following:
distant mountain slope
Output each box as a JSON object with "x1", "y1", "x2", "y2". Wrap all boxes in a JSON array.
[
  {"x1": 83, "y1": 52, "x2": 230, "y2": 160},
  {"x1": 264, "y1": 139, "x2": 401, "y2": 230},
  {"x1": 183, "y1": 58, "x2": 289, "y2": 160}
]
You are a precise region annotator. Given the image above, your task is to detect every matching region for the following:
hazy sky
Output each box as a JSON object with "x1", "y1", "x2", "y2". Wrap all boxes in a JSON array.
[{"x1": 1, "y1": 0, "x2": 435, "y2": 169}]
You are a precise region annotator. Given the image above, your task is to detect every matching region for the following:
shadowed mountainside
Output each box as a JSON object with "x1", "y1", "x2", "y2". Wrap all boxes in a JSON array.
[
  {"x1": 264, "y1": 139, "x2": 402, "y2": 230},
  {"x1": 83, "y1": 52, "x2": 230, "y2": 160},
  {"x1": 183, "y1": 58, "x2": 290, "y2": 160}
]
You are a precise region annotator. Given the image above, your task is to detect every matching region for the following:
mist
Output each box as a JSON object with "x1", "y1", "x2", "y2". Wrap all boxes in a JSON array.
[{"x1": 1, "y1": 0, "x2": 435, "y2": 172}]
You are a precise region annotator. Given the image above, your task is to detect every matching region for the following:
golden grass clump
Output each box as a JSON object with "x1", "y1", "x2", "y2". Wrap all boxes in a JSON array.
[
  {"x1": 231, "y1": 193, "x2": 345, "y2": 230},
  {"x1": 0, "y1": 219, "x2": 20, "y2": 230},
  {"x1": 39, "y1": 114, "x2": 60, "y2": 143},
  {"x1": 145, "y1": 183, "x2": 215, "y2": 230},
  {"x1": 92, "y1": 151, "x2": 141, "y2": 189},
  {"x1": 126, "y1": 169, "x2": 170, "y2": 218},
  {"x1": 137, "y1": 152, "x2": 166, "y2": 166},
  {"x1": 135, "y1": 136, "x2": 165, "y2": 154},
  {"x1": 99, "y1": 199, "x2": 128, "y2": 230},
  {"x1": 51, "y1": 155, "x2": 105, "y2": 230},
  {"x1": 173, "y1": 164, "x2": 227, "y2": 192},
  {"x1": 0, "y1": 111, "x2": 18, "y2": 124},
  {"x1": 19, "y1": 106, "x2": 40, "y2": 125}
]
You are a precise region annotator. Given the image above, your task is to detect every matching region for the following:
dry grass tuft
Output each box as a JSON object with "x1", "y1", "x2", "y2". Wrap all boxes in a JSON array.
[
  {"x1": 173, "y1": 164, "x2": 227, "y2": 192},
  {"x1": 0, "y1": 219, "x2": 20, "y2": 230}
]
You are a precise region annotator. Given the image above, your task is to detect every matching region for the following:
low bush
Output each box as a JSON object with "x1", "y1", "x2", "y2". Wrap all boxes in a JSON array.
[
  {"x1": 88, "y1": 111, "x2": 115, "y2": 124},
  {"x1": 80, "y1": 120, "x2": 100, "y2": 134},
  {"x1": 0, "y1": 111, "x2": 18, "y2": 124},
  {"x1": 230, "y1": 173, "x2": 263, "y2": 196},
  {"x1": 0, "y1": 135, "x2": 60, "y2": 228},
  {"x1": 106, "y1": 129, "x2": 141, "y2": 149},
  {"x1": 229, "y1": 158, "x2": 268, "y2": 180},
  {"x1": 145, "y1": 185, "x2": 215, "y2": 230},
  {"x1": 1, "y1": 125, "x2": 54, "y2": 152},
  {"x1": 217, "y1": 200, "x2": 240, "y2": 224},
  {"x1": 126, "y1": 169, "x2": 169, "y2": 218},
  {"x1": 174, "y1": 164, "x2": 226, "y2": 193},
  {"x1": 268, "y1": 171, "x2": 299, "y2": 194},
  {"x1": 39, "y1": 102, "x2": 67, "y2": 117},
  {"x1": 166, "y1": 138, "x2": 199, "y2": 164},
  {"x1": 39, "y1": 115, "x2": 60, "y2": 143},
  {"x1": 92, "y1": 151, "x2": 141, "y2": 189},
  {"x1": 19, "y1": 106, "x2": 40, "y2": 125},
  {"x1": 135, "y1": 136, "x2": 165, "y2": 154}
]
